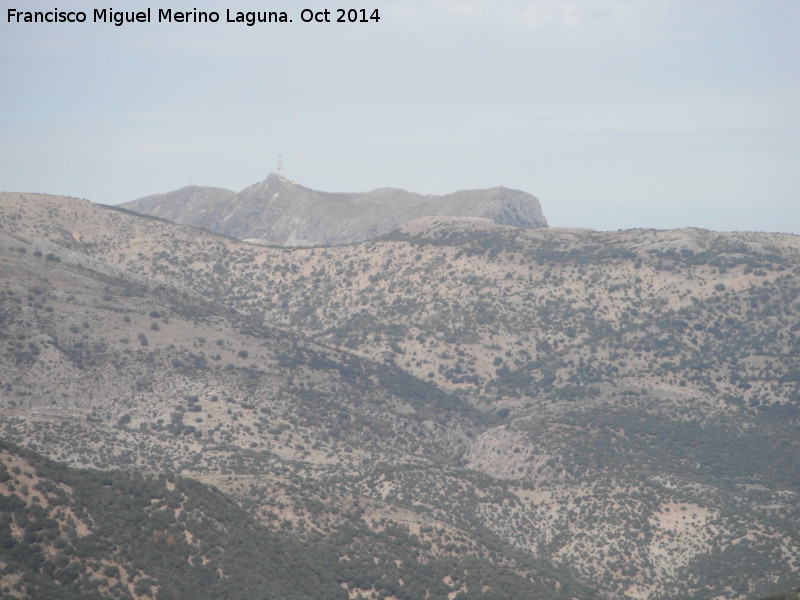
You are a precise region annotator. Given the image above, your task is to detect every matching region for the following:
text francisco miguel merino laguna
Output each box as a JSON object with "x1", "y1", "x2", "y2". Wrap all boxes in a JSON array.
[{"x1": 3, "y1": 7, "x2": 380, "y2": 27}]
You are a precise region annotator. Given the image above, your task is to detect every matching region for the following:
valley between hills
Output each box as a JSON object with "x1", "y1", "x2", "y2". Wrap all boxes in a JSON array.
[{"x1": 1, "y1": 184, "x2": 799, "y2": 600}]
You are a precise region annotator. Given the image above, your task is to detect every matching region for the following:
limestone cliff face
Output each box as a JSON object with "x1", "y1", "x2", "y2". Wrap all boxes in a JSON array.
[{"x1": 120, "y1": 174, "x2": 548, "y2": 246}]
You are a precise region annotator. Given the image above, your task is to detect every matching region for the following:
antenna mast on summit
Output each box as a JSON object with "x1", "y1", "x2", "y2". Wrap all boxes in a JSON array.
[{"x1": 277, "y1": 154, "x2": 284, "y2": 178}]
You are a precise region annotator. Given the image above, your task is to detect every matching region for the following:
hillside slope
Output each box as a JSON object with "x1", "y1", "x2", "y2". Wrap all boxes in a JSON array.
[
  {"x1": 0, "y1": 440, "x2": 346, "y2": 600},
  {"x1": 1, "y1": 192, "x2": 799, "y2": 599},
  {"x1": 116, "y1": 185, "x2": 236, "y2": 225},
  {"x1": 0, "y1": 194, "x2": 584, "y2": 599},
  {"x1": 1, "y1": 440, "x2": 572, "y2": 600}
]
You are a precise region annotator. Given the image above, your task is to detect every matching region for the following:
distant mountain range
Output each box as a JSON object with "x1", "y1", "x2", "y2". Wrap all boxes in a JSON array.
[{"x1": 119, "y1": 174, "x2": 548, "y2": 246}]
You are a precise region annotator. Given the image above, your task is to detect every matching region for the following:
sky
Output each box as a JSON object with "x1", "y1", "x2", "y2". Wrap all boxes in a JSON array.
[{"x1": 1, "y1": 0, "x2": 798, "y2": 233}]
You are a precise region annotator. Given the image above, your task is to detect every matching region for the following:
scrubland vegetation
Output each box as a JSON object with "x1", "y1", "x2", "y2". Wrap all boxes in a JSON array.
[{"x1": 1, "y1": 193, "x2": 798, "y2": 599}]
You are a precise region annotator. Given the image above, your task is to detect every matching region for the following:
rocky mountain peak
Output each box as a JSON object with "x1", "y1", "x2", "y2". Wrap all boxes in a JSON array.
[{"x1": 119, "y1": 174, "x2": 548, "y2": 246}]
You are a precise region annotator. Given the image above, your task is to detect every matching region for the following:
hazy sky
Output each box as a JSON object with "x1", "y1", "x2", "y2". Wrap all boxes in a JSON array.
[{"x1": 1, "y1": 0, "x2": 798, "y2": 232}]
